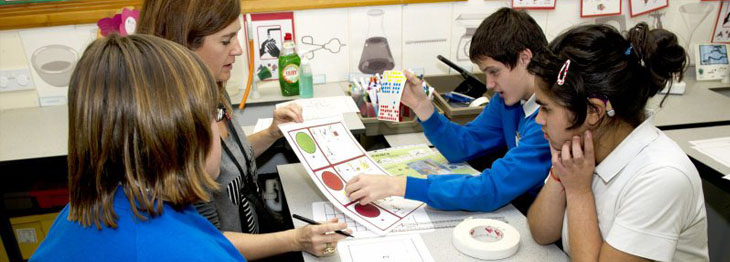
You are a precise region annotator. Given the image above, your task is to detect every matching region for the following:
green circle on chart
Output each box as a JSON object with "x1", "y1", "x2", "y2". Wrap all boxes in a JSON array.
[{"x1": 296, "y1": 132, "x2": 316, "y2": 154}]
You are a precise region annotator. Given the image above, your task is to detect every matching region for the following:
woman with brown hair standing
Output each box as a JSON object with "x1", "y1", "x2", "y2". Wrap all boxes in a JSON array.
[
  {"x1": 137, "y1": 0, "x2": 349, "y2": 259},
  {"x1": 31, "y1": 34, "x2": 245, "y2": 261}
]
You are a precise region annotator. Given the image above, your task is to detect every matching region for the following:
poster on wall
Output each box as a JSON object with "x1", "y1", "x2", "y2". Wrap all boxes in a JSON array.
[
  {"x1": 512, "y1": 0, "x2": 556, "y2": 10},
  {"x1": 18, "y1": 25, "x2": 97, "y2": 106},
  {"x1": 629, "y1": 0, "x2": 668, "y2": 17},
  {"x1": 581, "y1": 0, "x2": 621, "y2": 17},
  {"x1": 248, "y1": 12, "x2": 295, "y2": 81},
  {"x1": 712, "y1": 1, "x2": 730, "y2": 43}
]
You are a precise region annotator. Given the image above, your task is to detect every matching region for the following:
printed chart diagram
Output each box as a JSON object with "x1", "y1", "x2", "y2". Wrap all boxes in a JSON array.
[{"x1": 280, "y1": 117, "x2": 425, "y2": 235}]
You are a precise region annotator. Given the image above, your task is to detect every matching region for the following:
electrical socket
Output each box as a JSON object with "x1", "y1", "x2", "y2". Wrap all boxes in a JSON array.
[{"x1": 0, "y1": 68, "x2": 35, "y2": 92}]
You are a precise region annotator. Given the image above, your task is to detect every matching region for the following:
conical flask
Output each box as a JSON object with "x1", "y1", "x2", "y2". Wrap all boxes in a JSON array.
[{"x1": 358, "y1": 9, "x2": 394, "y2": 74}]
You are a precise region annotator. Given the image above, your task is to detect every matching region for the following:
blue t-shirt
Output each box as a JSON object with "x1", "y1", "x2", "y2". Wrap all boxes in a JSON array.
[
  {"x1": 31, "y1": 187, "x2": 246, "y2": 262},
  {"x1": 405, "y1": 94, "x2": 551, "y2": 211}
]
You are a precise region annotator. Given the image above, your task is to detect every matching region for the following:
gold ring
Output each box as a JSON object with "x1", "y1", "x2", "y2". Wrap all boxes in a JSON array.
[{"x1": 323, "y1": 243, "x2": 335, "y2": 256}]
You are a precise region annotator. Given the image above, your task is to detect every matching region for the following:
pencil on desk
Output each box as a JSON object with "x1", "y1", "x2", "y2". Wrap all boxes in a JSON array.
[{"x1": 292, "y1": 214, "x2": 354, "y2": 238}]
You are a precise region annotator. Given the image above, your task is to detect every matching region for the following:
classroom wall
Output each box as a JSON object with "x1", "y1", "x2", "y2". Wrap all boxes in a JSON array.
[{"x1": 0, "y1": 0, "x2": 721, "y2": 111}]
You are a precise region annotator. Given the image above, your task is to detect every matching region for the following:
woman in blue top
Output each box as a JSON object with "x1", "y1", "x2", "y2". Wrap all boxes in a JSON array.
[
  {"x1": 346, "y1": 8, "x2": 552, "y2": 212},
  {"x1": 31, "y1": 34, "x2": 245, "y2": 261}
]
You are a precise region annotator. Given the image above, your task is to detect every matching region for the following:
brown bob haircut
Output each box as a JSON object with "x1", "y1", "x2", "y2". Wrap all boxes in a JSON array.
[
  {"x1": 67, "y1": 34, "x2": 219, "y2": 229},
  {"x1": 137, "y1": 0, "x2": 241, "y2": 110}
]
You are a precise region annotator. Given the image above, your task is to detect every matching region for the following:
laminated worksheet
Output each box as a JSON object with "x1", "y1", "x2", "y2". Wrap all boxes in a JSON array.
[
  {"x1": 280, "y1": 117, "x2": 425, "y2": 235},
  {"x1": 368, "y1": 144, "x2": 480, "y2": 179}
]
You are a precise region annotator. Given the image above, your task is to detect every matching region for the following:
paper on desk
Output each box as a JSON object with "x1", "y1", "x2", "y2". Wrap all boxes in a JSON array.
[
  {"x1": 253, "y1": 118, "x2": 273, "y2": 134},
  {"x1": 312, "y1": 201, "x2": 432, "y2": 238},
  {"x1": 338, "y1": 234, "x2": 434, "y2": 262},
  {"x1": 690, "y1": 136, "x2": 730, "y2": 169},
  {"x1": 723, "y1": 174, "x2": 730, "y2": 181},
  {"x1": 276, "y1": 96, "x2": 359, "y2": 121}
]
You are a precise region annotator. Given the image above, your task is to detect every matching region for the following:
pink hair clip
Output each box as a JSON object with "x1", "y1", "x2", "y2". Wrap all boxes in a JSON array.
[{"x1": 556, "y1": 59, "x2": 570, "y2": 86}]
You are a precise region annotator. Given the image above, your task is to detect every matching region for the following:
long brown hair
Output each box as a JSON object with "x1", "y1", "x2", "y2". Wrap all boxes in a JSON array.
[
  {"x1": 67, "y1": 34, "x2": 220, "y2": 229},
  {"x1": 137, "y1": 0, "x2": 241, "y2": 110}
]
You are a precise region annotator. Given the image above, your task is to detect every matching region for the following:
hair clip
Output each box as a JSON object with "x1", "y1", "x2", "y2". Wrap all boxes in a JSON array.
[
  {"x1": 556, "y1": 59, "x2": 570, "y2": 86},
  {"x1": 625, "y1": 44, "x2": 646, "y2": 66}
]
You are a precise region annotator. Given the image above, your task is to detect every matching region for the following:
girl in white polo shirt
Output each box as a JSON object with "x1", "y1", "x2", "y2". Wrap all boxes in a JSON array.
[{"x1": 526, "y1": 22, "x2": 708, "y2": 262}]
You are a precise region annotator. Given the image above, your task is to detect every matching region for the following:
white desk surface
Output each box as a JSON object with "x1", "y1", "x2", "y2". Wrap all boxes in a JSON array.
[
  {"x1": 0, "y1": 105, "x2": 67, "y2": 162},
  {"x1": 0, "y1": 82, "x2": 362, "y2": 162},
  {"x1": 664, "y1": 125, "x2": 730, "y2": 175},
  {"x1": 648, "y1": 85, "x2": 730, "y2": 128},
  {"x1": 384, "y1": 132, "x2": 431, "y2": 148},
  {"x1": 277, "y1": 163, "x2": 568, "y2": 262},
  {"x1": 651, "y1": 70, "x2": 730, "y2": 127}
]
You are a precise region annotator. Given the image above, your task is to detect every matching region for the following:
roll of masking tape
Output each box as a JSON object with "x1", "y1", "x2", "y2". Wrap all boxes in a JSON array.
[
  {"x1": 452, "y1": 218, "x2": 520, "y2": 260},
  {"x1": 469, "y1": 96, "x2": 489, "y2": 107}
]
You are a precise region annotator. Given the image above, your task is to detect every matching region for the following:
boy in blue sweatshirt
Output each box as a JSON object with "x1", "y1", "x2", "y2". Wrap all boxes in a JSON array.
[{"x1": 345, "y1": 8, "x2": 551, "y2": 211}]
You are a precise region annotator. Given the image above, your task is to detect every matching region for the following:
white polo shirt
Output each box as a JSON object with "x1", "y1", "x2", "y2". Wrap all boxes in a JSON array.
[{"x1": 561, "y1": 116, "x2": 708, "y2": 261}]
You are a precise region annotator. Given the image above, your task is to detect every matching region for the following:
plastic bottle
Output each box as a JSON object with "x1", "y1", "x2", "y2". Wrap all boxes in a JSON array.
[
  {"x1": 278, "y1": 33, "x2": 300, "y2": 96},
  {"x1": 299, "y1": 58, "x2": 313, "y2": 98}
]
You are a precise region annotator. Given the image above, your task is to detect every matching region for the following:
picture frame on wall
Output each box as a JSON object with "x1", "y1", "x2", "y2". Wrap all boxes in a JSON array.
[
  {"x1": 629, "y1": 0, "x2": 669, "y2": 17},
  {"x1": 712, "y1": 1, "x2": 730, "y2": 43},
  {"x1": 247, "y1": 12, "x2": 295, "y2": 81},
  {"x1": 512, "y1": 0, "x2": 556, "y2": 10},
  {"x1": 581, "y1": 0, "x2": 622, "y2": 18}
]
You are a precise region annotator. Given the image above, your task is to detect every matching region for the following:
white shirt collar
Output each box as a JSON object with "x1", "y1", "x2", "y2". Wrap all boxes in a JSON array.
[
  {"x1": 521, "y1": 93, "x2": 539, "y2": 118},
  {"x1": 594, "y1": 114, "x2": 660, "y2": 183}
]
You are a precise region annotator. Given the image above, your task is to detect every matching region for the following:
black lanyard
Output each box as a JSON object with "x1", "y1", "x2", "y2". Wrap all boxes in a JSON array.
[{"x1": 220, "y1": 119, "x2": 259, "y2": 194}]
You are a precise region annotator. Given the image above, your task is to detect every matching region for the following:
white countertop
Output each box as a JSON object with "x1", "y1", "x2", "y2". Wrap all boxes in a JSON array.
[
  {"x1": 664, "y1": 125, "x2": 730, "y2": 175},
  {"x1": 0, "y1": 105, "x2": 67, "y2": 161},
  {"x1": 649, "y1": 84, "x2": 730, "y2": 128}
]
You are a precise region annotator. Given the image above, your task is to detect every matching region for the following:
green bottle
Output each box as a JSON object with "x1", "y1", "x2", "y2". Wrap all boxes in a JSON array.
[{"x1": 278, "y1": 33, "x2": 300, "y2": 96}]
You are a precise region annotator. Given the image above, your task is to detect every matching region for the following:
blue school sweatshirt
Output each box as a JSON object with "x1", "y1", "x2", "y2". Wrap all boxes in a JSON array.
[
  {"x1": 31, "y1": 186, "x2": 245, "y2": 262},
  {"x1": 405, "y1": 94, "x2": 551, "y2": 211}
]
